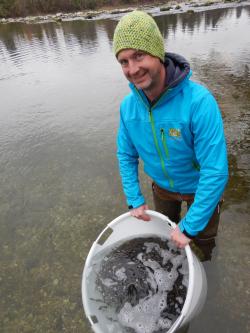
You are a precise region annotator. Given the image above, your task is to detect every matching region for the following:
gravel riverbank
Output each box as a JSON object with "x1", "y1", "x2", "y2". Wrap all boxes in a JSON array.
[{"x1": 0, "y1": 0, "x2": 249, "y2": 24}]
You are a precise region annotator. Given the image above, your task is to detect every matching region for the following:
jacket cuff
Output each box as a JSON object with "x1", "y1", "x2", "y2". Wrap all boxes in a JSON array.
[
  {"x1": 178, "y1": 219, "x2": 197, "y2": 239},
  {"x1": 127, "y1": 196, "x2": 145, "y2": 210}
]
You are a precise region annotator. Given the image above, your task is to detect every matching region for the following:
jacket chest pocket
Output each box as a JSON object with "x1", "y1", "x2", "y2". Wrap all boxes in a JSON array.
[{"x1": 158, "y1": 122, "x2": 186, "y2": 159}]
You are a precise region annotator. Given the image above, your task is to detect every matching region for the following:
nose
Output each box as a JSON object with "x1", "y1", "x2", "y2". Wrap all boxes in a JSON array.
[{"x1": 127, "y1": 60, "x2": 140, "y2": 76}]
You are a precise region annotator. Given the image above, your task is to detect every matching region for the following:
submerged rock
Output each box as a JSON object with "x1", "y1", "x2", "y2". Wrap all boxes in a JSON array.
[{"x1": 160, "y1": 6, "x2": 173, "y2": 11}]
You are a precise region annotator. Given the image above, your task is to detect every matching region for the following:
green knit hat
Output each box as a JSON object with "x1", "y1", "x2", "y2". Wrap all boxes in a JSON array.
[{"x1": 113, "y1": 11, "x2": 165, "y2": 62}]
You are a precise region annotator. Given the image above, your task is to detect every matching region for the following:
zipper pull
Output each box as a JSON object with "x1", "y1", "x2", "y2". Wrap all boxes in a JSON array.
[
  {"x1": 149, "y1": 108, "x2": 152, "y2": 121},
  {"x1": 160, "y1": 128, "x2": 164, "y2": 140}
]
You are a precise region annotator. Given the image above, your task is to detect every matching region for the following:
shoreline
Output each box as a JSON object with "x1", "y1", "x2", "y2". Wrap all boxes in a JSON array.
[{"x1": 0, "y1": 0, "x2": 249, "y2": 24}]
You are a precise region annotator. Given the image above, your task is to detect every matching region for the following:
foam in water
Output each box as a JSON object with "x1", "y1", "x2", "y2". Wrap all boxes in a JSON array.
[{"x1": 95, "y1": 237, "x2": 189, "y2": 333}]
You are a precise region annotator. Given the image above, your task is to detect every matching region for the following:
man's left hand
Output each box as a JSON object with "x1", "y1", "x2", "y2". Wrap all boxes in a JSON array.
[{"x1": 170, "y1": 225, "x2": 191, "y2": 248}]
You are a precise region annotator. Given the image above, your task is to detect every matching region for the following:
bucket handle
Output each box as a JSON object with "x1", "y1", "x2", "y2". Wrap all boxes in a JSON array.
[
  {"x1": 145, "y1": 210, "x2": 177, "y2": 230},
  {"x1": 165, "y1": 219, "x2": 177, "y2": 229}
]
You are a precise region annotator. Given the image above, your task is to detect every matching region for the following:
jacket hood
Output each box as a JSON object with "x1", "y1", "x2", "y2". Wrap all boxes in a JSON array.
[{"x1": 164, "y1": 53, "x2": 191, "y2": 89}]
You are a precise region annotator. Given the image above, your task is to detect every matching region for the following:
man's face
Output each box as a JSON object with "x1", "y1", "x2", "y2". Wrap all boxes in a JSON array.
[{"x1": 117, "y1": 49, "x2": 163, "y2": 92}]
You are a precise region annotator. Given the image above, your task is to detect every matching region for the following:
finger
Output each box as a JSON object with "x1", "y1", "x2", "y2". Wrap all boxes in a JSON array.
[
  {"x1": 170, "y1": 233, "x2": 177, "y2": 242},
  {"x1": 141, "y1": 213, "x2": 151, "y2": 221},
  {"x1": 174, "y1": 241, "x2": 182, "y2": 248},
  {"x1": 130, "y1": 210, "x2": 140, "y2": 217},
  {"x1": 134, "y1": 213, "x2": 150, "y2": 221},
  {"x1": 130, "y1": 212, "x2": 146, "y2": 221}
]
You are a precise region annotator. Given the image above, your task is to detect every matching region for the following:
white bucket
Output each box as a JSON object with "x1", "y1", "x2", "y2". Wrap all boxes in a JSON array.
[{"x1": 82, "y1": 210, "x2": 207, "y2": 333}]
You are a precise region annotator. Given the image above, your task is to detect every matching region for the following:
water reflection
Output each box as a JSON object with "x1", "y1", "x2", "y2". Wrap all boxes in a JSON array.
[
  {"x1": 0, "y1": 4, "x2": 250, "y2": 333},
  {"x1": 0, "y1": 7, "x2": 249, "y2": 58},
  {"x1": 0, "y1": 19, "x2": 116, "y2": 58}
]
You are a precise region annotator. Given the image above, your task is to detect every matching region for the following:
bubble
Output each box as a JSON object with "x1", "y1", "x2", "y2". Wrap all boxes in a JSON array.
[
  {"x1": 171, "y1": 253, "x2": 185, "y2": 267},
  {"x1": 158, "y1": 296, "x2": 167, "y2": 310},
  {"x1": 115, "y1": 267, "x2": 127, "y2": 281},
  {"x1": 158, "y1": 317, "x2": 172, "y2": 329},
  {"x1": 179, "y1": 258, "x2": 189, "y2": 275},
  {"x1": 136, "y1": 304, "x2": 143, "y2": 312},
  {"x1": 176, "y1": 296, "x2": 184, "y2": 304},
  {"x1": 183, "y1": 274, "x2": 189, "y2": 287},
  {"x1": 161, "y1": 249, "x2": 172, "y2": 265},
  {"x1": 137, "y1": 253, "x2": 144, "y2": 261},
  {"x1": 144, "y1": 259, "x2": 161, "y2": 271},
  {"x1": 117, "y1": 302, "x2": 134, "y2": 325},
  {"x1": 101, "y1": 278, "x2": 118, "y2": 287},
  {"x1": 144, "y1": 242, "x2": 161, "y2": 254}
]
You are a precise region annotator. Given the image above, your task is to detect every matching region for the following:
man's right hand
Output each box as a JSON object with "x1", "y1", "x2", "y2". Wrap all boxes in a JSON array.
[{"x1": 130, "y1": 204, "x2": 151, "y2": 221}]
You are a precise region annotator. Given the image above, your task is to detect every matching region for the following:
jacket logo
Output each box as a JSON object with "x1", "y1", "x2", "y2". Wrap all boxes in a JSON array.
[{"x1": 169, "y1": 128, "x2": 181, "y2": 138}]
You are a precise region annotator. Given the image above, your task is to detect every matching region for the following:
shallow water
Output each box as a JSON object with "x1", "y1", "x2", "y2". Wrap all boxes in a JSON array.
[{"x1": 0, "y1": 4, "x2": 250, "y2": 333}]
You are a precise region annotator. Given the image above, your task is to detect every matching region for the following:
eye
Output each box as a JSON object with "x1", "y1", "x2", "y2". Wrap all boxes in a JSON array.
[
  {"x1": 135, "y1": 52, "x2": 145, "y2": 61},
  {"x1": 119, "y1": 59, "x2": 128, "y2": 67}
]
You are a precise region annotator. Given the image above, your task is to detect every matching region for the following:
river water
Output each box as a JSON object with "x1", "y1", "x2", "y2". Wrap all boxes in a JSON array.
[{"x1": 0, "y1": 4, "x2": 249, "y2": 333}]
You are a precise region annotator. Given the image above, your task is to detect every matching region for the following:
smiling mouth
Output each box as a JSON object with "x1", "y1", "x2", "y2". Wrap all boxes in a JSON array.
[{"x1": 133, "y1": 73, "x2": 147, "y2": 84}]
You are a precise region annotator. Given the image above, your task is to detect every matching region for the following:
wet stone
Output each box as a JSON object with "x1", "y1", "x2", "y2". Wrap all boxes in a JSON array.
[{"x1": 95, "y1": 237, "x2": 189, "y2": 333}]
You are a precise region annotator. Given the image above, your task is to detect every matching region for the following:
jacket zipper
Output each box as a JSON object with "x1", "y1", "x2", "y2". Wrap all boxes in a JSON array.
[
  {"x1": 149, "y1": 109, "x2": 174, "y2": 188},
  {"x1": 133, "y1": 87, "x2": 174, "y2": 188},
  {"x1": 160, "y1": 128, "x2": 170, "y2": 159}
]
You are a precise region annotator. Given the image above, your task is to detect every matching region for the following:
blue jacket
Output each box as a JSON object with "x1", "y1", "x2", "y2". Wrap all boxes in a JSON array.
[{"x1": 117, "y1": 53, "x2": 228, "y2": 236}]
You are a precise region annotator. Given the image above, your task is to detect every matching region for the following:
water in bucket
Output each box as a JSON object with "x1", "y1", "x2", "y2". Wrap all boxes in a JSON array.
[{"x1": 94, "y1": 236, "x2": 189, "y2": 333}]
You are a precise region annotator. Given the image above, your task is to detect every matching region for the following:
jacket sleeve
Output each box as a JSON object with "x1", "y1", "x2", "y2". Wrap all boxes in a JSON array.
[
  {"x1": 178, "y1": 92, "x2": 229, "y2": 236},
  {"x1": 117, "y1": 108, "x2": 145, "y2": 208}
]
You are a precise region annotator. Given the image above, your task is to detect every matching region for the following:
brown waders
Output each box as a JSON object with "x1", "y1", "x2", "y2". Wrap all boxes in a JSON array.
[
  {"x1": 152, "y1": 182, "x2": 223, "y2": 333},
  {"x1": 152, "y1": 182, "x2": 223, "y2": 262}
]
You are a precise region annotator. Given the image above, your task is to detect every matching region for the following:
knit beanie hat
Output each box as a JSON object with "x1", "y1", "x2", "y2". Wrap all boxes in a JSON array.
[{"x1": 113, "y1": 11, "x2": 165, "y2": 62}]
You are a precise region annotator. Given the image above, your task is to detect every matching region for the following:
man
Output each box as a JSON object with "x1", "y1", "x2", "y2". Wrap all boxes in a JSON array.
[{"x1": 113, "y1": 11, "x2": 228, "y2": 258}]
